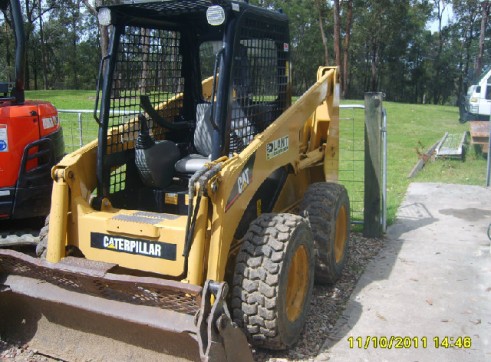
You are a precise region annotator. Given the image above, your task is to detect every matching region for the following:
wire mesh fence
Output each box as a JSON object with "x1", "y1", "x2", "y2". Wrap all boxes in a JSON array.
[
  {"x1": 339, "y1": 104, "x2": 366, "y2": 224},
  {"x1": 58, "y1": 110, "x2": 98, "y2": 152}
]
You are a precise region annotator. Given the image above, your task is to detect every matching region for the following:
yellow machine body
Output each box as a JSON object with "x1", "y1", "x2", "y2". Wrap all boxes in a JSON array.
[{"x1": 45, "y1": 68, "x2": 339, "y2": 285}]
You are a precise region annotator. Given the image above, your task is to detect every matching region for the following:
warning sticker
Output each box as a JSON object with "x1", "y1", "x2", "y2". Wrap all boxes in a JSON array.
[
  {"x1": 42, "y1": 117, "x2": 56, "y2": 129},
  {"x1": 266, "y1": 135, "x2": 289, "y2": 160},
  {"x1": 0, "y1": 124, "x2": 8, "y2": 152}
]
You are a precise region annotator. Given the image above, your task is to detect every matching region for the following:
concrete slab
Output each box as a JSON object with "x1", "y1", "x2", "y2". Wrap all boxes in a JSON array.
[{"x1": 317, "y1": 183, "x2": 491, "y2": 362}]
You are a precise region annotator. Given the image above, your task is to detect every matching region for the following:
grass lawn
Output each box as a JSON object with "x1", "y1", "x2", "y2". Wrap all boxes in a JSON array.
[
  {"x1": 25, "y1": 90, "x2": 96, "y2": 109},
  {"x1": 24, "y1": 90, "x2": 488, "y2": 226},
  {"x1": 374, "y1": 101, "x2": 486, "y2": 224}
]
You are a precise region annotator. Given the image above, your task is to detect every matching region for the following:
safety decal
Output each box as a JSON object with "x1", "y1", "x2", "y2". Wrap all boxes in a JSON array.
[
  {"x1": 91, "y1": 232, "x2": 176, "y2": 260},
  {"x1": 226, "y1": 154, "x2": 256, "y2": 211},
  {"x1": 42, "y1": 116, "x2": 57, "y2": 130},
  {"x1": 0, "y1": 125, "x2": 8, "y2": 152},
  {"x1": 266, "y1": 135, "x2": 289, "y2": 160}
]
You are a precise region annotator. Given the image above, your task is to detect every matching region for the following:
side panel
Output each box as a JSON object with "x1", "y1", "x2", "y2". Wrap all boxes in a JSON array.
[
  {"x1": 205, "y1": 68, "x2": 337, "y2": 282},
  {"x1": 0, "y1": 102, "x2": 40, "y2": 188}
]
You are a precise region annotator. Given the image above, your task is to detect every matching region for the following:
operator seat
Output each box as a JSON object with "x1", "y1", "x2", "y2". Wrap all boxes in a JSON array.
[
  {"x1": 174, "y1": 102, "x2": 254, "y2": 174},
  {"x1": 175, "y1": 103, "x2": 213, "y2": 173}
]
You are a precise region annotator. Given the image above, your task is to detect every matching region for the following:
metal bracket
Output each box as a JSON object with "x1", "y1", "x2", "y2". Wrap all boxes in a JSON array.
[{"x1": 196, "y1": 280, "x2": 253, "y2": 362}]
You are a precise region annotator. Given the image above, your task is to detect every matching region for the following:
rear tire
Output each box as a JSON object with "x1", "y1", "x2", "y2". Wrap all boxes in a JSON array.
[
  {"x1": 300, "y1": 182, "x2": 350, "y2": 285},
  {"x1": 35, "y1": 215, "x2": 49, "y2": 258},
  {"x1": 231, "y1": 213, "x2": 315, "y2": 350}
]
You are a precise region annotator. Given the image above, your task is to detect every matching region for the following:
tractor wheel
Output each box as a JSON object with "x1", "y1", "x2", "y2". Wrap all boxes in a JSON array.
[
  {"x1": 300, "y1": 182, "x2": 350, "y2": 285},
  {"x1": 35, "y1": 215, "x2": 49, "y2": 258},
  {"x1": 231, "y1": 213, "x2": 315, "y2": 350}
]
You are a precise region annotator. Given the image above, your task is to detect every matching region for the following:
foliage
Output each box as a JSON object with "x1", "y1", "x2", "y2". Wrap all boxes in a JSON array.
[{"x1": 0, "y1": 0, "x2": 490, "y2": 104}]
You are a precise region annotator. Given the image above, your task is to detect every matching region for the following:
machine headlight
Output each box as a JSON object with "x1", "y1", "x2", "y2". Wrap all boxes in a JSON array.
[
  {"x1": 470, "y1": 97, "x2": 478, "y2": 103},
  {"x1": 98, "y1": 7, "x2": 112, "y2": 26},
  {"x1": 206, "y1": 5, "x2": 226, "y2": 26}
]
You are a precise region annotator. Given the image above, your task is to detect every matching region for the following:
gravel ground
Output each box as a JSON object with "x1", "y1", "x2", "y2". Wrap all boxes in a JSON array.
[
  {"x1": 254, "y1": 232, "x2": 386, "y2": 361},
  {"x1": 0, "y1": 232, "x2": 385, "y2": 361}
]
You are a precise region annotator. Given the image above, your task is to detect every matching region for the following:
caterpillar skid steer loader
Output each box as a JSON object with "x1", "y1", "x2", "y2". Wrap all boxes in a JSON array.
[{"x1": 0, "y1": 0, "x2": 350, "y2": 360}]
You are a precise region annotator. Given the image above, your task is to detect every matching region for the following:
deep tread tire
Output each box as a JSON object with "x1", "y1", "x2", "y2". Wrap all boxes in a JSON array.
[
  {"x1": 231, "y1": 213, "x2": 315, "y2": 350},
  {"x1": 35, "y1": 215, "x2": 49, "y2": 258},
  {"x1": 300, "y1": 182, "x2": 350, "y2": 285}
]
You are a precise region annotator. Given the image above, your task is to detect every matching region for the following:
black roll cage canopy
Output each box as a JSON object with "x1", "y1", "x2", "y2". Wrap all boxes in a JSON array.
[{"x1": 94, "y1": 0, "x2": 289, "y2": 202}]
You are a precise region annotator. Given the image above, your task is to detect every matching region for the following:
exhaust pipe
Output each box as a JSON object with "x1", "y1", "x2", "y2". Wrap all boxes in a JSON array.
[{"x1": 9, "y1": 0, "x2": 25, "y2": 104}]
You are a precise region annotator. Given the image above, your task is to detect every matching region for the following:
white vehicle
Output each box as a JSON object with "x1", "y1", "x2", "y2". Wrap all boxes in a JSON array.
[{"x1": 461, "y1": 68, "x2": 491, "y2": 122}]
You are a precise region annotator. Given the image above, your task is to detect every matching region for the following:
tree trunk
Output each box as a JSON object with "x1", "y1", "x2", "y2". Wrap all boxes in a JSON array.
[
  {"x1": 333, "y1": 0, "x2": 341, "y2": 68},
  {"x1": 476, "y1": 2, "x2": 490, "y2": 77},
  {"x1": 315, "y1": 0, "x2": 329, "y2": 65},
  {"x1": 24, "y1": 0, "x2": 30, "y2": 90},
  {"x1": 463, "y1": 25, "x2": 475, "y2": 94},
  {"x1": 370, "y1": 43, "x2": 378, "y2": 91},
  {"x1": 99, "y1": 23, "x2": 109, "y2": 57},
  {"x1": 71, "y1": 1, "x2": 80, "y2": 89},
  {"x1": 342, "y1": 0, "x2": 353, "y2": 98},
  {"x1": 82, "y1": 0, "x2": 110, "y2": 58},
  {"x1": 38, "y1": 0, "x2": 49, "y2": 90}
]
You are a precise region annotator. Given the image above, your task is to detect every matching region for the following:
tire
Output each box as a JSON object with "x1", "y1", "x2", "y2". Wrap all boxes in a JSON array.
[
  {"x1": 231, "y1": 213, "x2": 315, "y2": 350},
  {"x1": 300, "y1": 182, "x2": 350, "y2": 285},
  {"x1": 35, "y1": 214, "x2": 49, "y2": 258}
]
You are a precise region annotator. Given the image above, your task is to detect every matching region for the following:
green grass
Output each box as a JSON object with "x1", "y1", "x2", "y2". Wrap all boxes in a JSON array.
[
  {"x1": 360, "y1": 101, "x2": 486, "y2": 225},
  {"x1": 25, "y1": 90, "x2": 96, "y2": 109},
  {"x1": 24, "y1": 90, "x2": 487, "y2": 225}
]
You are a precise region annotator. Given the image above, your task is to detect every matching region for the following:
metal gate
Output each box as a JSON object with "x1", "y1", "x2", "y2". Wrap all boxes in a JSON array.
[{"x1": 339, "y1": 94, "x2": 387, "y2": 235}]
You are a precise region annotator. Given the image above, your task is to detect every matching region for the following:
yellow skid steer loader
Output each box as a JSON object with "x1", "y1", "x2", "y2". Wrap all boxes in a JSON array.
[{"x1": 0, "y1": 1, "x2": 350, "y2": 360}]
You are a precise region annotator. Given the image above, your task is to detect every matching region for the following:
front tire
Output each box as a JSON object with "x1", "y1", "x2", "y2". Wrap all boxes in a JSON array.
[{"x1": 231, "y1": 213, "x2": 315, "y2": 350}]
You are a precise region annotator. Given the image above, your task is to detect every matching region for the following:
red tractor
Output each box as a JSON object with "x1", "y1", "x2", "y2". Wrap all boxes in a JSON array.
[{"x1": 0, "y1": 0, "x2": 64, "y2": 221}]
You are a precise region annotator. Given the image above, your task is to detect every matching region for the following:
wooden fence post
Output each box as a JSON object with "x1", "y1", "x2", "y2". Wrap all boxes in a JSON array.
[{"x1": 364, "y1": 92, "x2": 383, "y2": 237}]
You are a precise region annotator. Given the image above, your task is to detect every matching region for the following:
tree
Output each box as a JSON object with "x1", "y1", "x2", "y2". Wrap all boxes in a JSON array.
[
  {"x1": 81, "y1": 0, "x2": 108, "y2": 58},
  {"x1": 315, "y1": 0, "x2": 330, "y2": 65},
  {"x1": 452, "y1": 0, "x2": 480, "y2": 102},
  {"x1": 476, "y1": 0, "x2": 490, "y2": 76},
  {"x1": 333, "y1": 0, "x2": 341, "y2": 70},
  {"x1": 347, "y1": 0, "x2": 432, "y2": 99},
  {"x1": 342, "y1": 0, "x2": 353, "y2": 98},
  {"x1": 0, "y1": 0, "x2": 486, "y2": 103}
]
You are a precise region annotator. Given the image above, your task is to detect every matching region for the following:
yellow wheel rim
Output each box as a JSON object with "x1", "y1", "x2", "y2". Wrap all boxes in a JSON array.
[
  {"x1": 334, "y1": 205, "x2": 348, "y2": 263},
  {"x1": 286, "y1": 245, "x2": 309, "y2": 322}
]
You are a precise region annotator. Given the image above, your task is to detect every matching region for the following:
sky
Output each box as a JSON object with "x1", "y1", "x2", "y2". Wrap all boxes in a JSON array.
[{"x1": 427, "y1": 3, "x2": 454, "y2": 33}]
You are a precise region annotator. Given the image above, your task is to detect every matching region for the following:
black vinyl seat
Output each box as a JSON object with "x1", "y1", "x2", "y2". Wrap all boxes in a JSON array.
[{"x1": 175, "y1": 103, "x2": 213, "y2": 173}]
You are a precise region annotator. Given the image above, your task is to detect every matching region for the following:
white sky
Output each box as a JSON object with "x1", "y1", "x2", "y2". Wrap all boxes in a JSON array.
[{"x1": 427, "y1": 3, "x2": 454, "y2": 33}]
